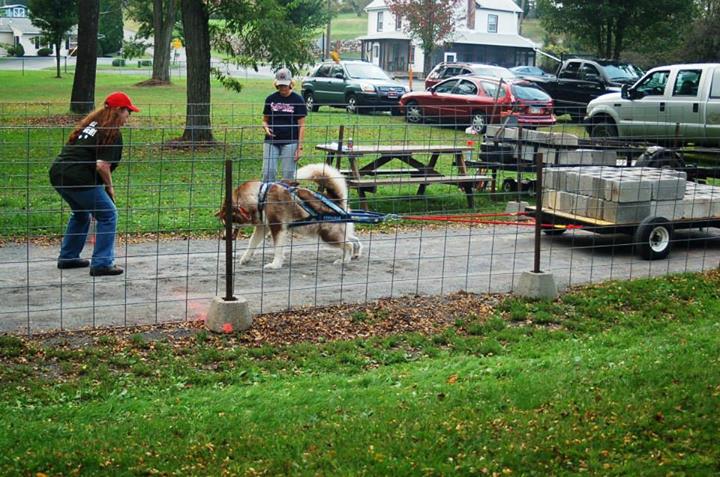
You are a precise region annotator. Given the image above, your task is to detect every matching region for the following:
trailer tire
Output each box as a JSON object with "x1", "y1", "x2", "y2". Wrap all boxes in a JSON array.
[
  {"x1": 634, "y1": 216, "x2": 673, "y2": 260},
  {"x1": 502, "y1": 178, "x2": 518, "y2": 193},
  {"x1": 543, "y1": 227, "x2": 566, "y2": 236}
]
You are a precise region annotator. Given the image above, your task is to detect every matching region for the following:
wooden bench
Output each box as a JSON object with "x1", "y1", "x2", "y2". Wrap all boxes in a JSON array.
[
  {"x1": 340, "y1": 168, "x2": 419, "y2": 176},
  {"x1": 347, "y1": 175, "x2": 492, "y2": 208}
]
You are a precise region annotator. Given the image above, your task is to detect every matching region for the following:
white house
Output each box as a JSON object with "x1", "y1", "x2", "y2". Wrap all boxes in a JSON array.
[
  {"x1": 359, "y1": 0, "x2": 537, "y2": 76},
  {"x1": 0, "y1": 3, "x2": 75, "y2": 56}
]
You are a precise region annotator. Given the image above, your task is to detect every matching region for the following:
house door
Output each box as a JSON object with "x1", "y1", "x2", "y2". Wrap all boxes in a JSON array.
[
  {"x1": 372, "y1": 44, "x2": 380, "y2": 66},
  {"x1": 444, "y1": 52, "x2": 456, "y2": 63}
]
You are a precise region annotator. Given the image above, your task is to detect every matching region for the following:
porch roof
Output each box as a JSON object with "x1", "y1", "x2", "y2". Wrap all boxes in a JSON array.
[
  {"x1": 358, "y1": 31, "x2": 410, "y2": 41},
  {"x1": 452, "y1": 31, "x2": 536, "y2": 49}
]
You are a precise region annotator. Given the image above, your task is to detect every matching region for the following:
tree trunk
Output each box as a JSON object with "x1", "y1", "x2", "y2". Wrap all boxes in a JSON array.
[
  {"x1": 151, "y1": 0, "x2": 174, "y2": 83},
  {"x1": 70, "y1": 0, "x2": 100, "y2": 114},
  {"x1": 423, "y1": 49, "x2": 432, "y2": 78},
  {"x1": 54, "y1": 39, "x2": 61, "y2": 79},
  {"x1": 180, "y1": 0, "x2": 213, "y2": 142}
]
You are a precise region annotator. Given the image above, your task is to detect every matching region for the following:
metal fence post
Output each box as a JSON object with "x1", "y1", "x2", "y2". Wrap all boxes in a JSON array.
[
  {"x1": 224, "y1": 159, "x2": 236, "y2": 301},
  {"x1": 533, "y1": 152, "x2": 544, "y2": 273}
]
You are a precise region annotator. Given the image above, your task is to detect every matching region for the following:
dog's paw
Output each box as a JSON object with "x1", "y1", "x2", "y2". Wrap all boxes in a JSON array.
[
  {"x1": 264, "y1": 262, "x2": 283, "y2": 270},
  {"x1": 333, "y1": 258, "x2": 351, "y2": 265},
  {"x1": 239, "y1": 256, "x2": 252, "y2": 265}
]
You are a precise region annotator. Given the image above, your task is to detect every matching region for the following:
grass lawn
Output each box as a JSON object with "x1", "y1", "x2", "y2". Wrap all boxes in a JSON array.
[
  {"x1": 1, "y1": 271, "x2": 719, "y2": 475},
  {"x1": 331, "y1": 12, "x2": 368, "y2": 41},
  {"x1": 0, "y1": 70, "x2": 585, "y2": 238}
]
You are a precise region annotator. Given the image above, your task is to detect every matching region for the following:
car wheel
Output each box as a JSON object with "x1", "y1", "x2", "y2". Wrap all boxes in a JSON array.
[
  {"x1": 634, "y1": 216, "x2": 673, "y2": 260},
  {"x1": 590, "y1": 117, "x2": 618, "y2": 139},
  {"x1": 470, "y1": 112, "x2": 488, "y2": 134},
  {"x1": 304, "y1": 92, "x2": 319, "y2": 112},
  {"x1": 346, "y1": 94, "x2": 359, "y2": 114},
  {"x1": 405, "y1": 100, "x2": 423, "y2": 123}
]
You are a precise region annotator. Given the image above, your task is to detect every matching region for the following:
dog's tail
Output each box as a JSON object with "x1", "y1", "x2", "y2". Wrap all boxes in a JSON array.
[{"x1": 296, "y1": 163, "x2": 348, "y2": 209}]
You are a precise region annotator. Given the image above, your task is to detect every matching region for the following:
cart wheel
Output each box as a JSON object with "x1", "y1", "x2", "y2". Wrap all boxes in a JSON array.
[
  {"x1": 634, "y1": 216, "x2": 673, "y2": 260},
  {"x1": 501, "y1": 178, "x2": 518, "y2": 193},
  {"x1": 522, "y1": 180, "x2": 536, "y2": 197},
  {"x1": 543, "y1": 227, "x2": 566, "y2": 236}
]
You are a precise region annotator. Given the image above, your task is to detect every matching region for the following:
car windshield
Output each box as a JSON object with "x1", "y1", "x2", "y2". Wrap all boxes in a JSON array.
[
  {"x1": 511, "y1": 83, "x2": 551, "y2": 101},
  {"x1": 602, "y1": 63, "x2": 643, "y2": 81},
  {"x1": 470, "y1": 66, "x2": 516, "y2": 79},
  {"x1": 345, "y1": 63, "x2": 391, "y2": 80}
]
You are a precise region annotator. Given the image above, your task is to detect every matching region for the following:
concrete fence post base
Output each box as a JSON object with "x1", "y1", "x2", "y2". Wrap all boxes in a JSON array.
[
  {"x1": 516, "y1": 271, "x2": 558, "y2": 300},
  {"x1": 206, "y1": 296, "x2": 252, "y2": 334}
]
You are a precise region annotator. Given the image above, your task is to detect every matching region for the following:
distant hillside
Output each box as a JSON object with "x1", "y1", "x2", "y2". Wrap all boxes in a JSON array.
[
  {"x1": 330, "y1": 12, "x2": 368, "y2": 42},
  {"x1": 521, "y1": 18, "x2": 546, "y2": 46}
]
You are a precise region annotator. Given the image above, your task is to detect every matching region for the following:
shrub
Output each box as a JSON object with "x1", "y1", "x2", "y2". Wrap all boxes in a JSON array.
[
  {"x1": 140, "y1": 59, "x2": 152, "y2": 67},
  {"x1": 111, "y1": 58, "x2": 126, "y2": 67},
  {"x1": 7, "y1": 44, "x2": 25, "y2": 57},
  {"x1": 37, "y1": 47, "x2": 52, "y2": 57}
]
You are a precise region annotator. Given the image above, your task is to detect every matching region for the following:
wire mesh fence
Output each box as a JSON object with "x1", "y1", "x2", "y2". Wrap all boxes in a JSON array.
[{"x1": 2, "y1": 100, "x2": 720, "y2": 335}]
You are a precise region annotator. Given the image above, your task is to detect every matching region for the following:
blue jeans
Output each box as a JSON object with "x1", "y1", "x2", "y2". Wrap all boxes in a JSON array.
[
  {"x1": 55, "y1": 185, "x2": 117, "y2": 268},
  {"x1": 262, "y1": 142, "x2": 298, "y2": 182}
]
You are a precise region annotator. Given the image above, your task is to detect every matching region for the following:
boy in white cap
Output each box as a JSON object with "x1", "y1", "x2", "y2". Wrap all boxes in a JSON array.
[{"x1": 261, "y1": 68, "x2": 307, "y2": 181}]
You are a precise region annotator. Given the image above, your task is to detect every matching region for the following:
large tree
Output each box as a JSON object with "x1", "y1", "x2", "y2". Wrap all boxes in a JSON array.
[
  {"x1": 679, "y1": 0, "x2": 720, "y2": 62},
  {"x1": 386, "y1": 0, "x2": 458, "y2": 77},
  {"x1": 70, "y1": 0, "x2": 99, "y2": 114},
  {"x1": 537, "y1": 0, "x2": 693, "y2": 60},
  {"x1": 28, "y1": 0, "x2": 77, "y2": 78},
  {"x1": 125, "y1": 0, "x2": 177, "y2": 84},
  {"x1": 174, "y1": 0, "x2": 328, "y2": 143},
  {"x1": 179, "y1": 0, "x2": 212, "y2": 142}
]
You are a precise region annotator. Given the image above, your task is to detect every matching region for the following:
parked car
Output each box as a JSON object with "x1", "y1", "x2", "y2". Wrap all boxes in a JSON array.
[
  {"x1": 424, "y1": 62, "x2": 517, "y2": 89},
  {"x1": 532, "y1": 58, "x2": 643, "y2": 118},
  {"x1": 400, "y1": 76, "x2": 556, "y2": 130},
  {"x1": 509, "y1": 65, "x2": 556, "y2": 81},
  {"x1": 585, "y1": 63, "x2": 720, "y2": 146},
  {"x1": 301, "y1": 61, "x2": 407, "y2": 114}
]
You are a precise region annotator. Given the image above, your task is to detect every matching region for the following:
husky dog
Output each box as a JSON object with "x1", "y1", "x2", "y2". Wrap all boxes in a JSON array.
[{"x1": 216, "y1": 163, "x2": 362, "y2": 269}]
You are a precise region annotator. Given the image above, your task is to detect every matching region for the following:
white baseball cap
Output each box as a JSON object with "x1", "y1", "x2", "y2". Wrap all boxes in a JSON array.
[{"x1": 275, "y1": 68, "x2": 292, "y2": 86}]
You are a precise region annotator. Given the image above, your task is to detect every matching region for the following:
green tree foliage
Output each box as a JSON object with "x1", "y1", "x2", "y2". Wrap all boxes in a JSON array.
[
  {"x1": 679, "y1": 0, "x2": 720, "y2": 62},
  {"x1": 387, "y1": 0, "x2": 459, "y2": 76},
  {"x1": 125, "y1": 0, "x2": 178, "y2": 83},
  {"x1": 537, "y1": 0, "x2": 693, "y2": 61},
  {"x1": 98, "y1": 0, "x2": 123, "y2": 55},
  {"x1": 28, "y1": 0, "x2": 77, "y2": 78}
]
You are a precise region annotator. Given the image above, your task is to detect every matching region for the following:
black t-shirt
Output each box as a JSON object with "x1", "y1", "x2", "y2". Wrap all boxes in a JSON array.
[
  {"x1": 49, "y1": 121, "x2": 123, "y2": 189},
  {"x1": 263, "y1": 91, "x2": 307, "y2": 144}
]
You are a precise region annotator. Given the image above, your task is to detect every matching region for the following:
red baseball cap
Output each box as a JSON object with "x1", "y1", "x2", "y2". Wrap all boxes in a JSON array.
[{"x1": 104, "y1": 91, "x2": 140, "y2": 112}]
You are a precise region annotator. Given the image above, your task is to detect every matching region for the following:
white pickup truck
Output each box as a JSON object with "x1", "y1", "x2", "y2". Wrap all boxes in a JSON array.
[{"x1": 585, "y1": 63, "x2": 720, "y2": 146}]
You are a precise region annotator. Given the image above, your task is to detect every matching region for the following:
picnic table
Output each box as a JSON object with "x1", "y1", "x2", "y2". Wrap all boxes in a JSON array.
[{"x1": 315, "y1": 143, "x2": 491, "y2": 209}]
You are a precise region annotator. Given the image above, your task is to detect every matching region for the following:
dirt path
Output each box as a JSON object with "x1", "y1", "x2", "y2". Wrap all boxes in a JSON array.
[{"x1": 2, "y1": 225, "x2": 719, "y2": 333}]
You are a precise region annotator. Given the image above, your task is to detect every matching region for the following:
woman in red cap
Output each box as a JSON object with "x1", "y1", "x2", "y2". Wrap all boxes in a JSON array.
[{"x1": 49, "y1": 91, "x2": 139, "y2": 276}]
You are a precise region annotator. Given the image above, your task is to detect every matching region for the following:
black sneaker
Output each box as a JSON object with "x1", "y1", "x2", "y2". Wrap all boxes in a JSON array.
[
  {"x1": 89, "y1": 265, "x2": 124, "y2": 276},
  {"x1": 57, "y1": 258, "x2": 90, "y2": 269}
]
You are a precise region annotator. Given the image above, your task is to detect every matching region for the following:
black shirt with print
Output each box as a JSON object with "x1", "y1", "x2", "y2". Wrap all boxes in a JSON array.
[
  {"x1": 263, "y1": 91, "x2": 307, "y2": 144},
  {"x1": 49, "y1": 121, "x2": 123, "y2": 189}
]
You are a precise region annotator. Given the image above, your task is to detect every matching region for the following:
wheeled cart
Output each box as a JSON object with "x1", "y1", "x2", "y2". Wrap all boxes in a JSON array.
[{"x1": 527, "y1": 205, "x2": 720, "y2": 260}]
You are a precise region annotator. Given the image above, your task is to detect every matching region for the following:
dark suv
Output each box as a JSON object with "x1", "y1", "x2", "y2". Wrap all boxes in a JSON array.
[
  {"x1": 301, "y1": 61, "x2": 408, "y2": 114},
  {"x1": 425, "y1": 62, "x2": 517, "y2": 89}
]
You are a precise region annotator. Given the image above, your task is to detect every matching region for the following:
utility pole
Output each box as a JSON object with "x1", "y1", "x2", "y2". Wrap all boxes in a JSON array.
[
  {"x1": 518, "y1": 0, "x2": 526, "y2": 35},
  {"x1": 324, "y1": 0, "x2": 331, "y2": 59}
]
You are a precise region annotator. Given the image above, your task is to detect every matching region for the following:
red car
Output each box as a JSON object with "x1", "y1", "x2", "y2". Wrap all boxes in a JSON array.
[{"x1": 400, "y1": 76, "x2": 556, "y2": 131}]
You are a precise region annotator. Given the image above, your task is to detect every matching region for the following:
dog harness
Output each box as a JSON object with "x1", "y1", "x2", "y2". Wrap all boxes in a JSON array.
[{"x1": 257, "y1": 181, "x2": 387, "y2": 227}]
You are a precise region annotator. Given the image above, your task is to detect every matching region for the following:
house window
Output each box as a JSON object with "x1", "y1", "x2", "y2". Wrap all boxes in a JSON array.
[
  {"x1": 488, "y1": 14, "x2": 498, "y2": 33},
  {"x1": 395, "y1": 14, "x2": 401, "y2": 31},
  {"x1": 13, "y1": 7, "x2": 26, "y2": 17},
  {"x1": 376, "y1": 11, "x2": 383, "y2": 32},
  {"x1": 34, "y1": 37, "x2": 40, "y2": 49}
]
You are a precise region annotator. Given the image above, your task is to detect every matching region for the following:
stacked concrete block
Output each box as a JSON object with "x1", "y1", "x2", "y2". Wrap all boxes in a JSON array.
[{"x1": 540, "y1": 166, "x2": 717, "y2": 224}]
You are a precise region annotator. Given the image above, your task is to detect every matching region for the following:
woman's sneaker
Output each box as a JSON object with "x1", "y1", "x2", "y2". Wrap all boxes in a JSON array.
[
  {"x1": 57, "y1": 258, "x2": 90, "y2": 269},
  {"x1": 89, "y1": 265, "x2": 124, "y2": 276}
]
